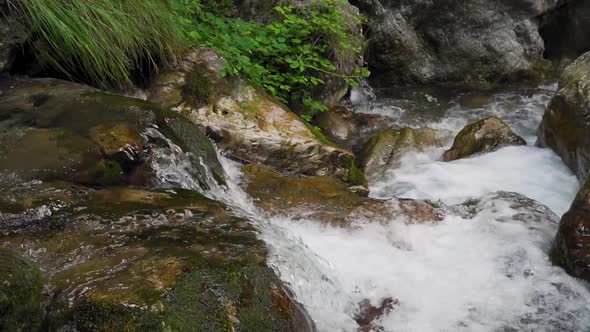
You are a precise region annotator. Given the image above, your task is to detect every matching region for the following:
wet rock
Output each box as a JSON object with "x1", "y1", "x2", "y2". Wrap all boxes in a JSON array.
[
  {"x1": 89, "y1": 124, "x2": 145, "y2": 161},
  {"x1": 361, "y1": 127, "x2": 453, "y2": 178},
  {"x1": 442, "y1": 116, "x2": 526, "y2": 161},
  {"x1": 354, "y1": 0, "x2": 554, "y2": 87},
  {"x1": 314, "y1": 99, "x2": 396, "y2": 153},
  {"x1": 0, "y1": 77, "x2": 225, "y2": 189},
  {"x1": 241, "y1": 164, "x2": 445, "y2": 226},
  {"x1": 0, "y1": 127, "x2": 102, "y2": 182},
  {"x1": 0, "y1": 248, "x2": 43, "y2": 332},
  {"x1": 147, "y1": 48, "x2": 356, "y2": 182},
  {"x1": 0, "y1": 185, "x2": 314, "y2": 331},
  {"x1": 537, "y1": 51, "x2": 590, "y2": 182},
  {"x1": 354, "y1": 298, "x2": 398, "y2": 332},
  {"x1": 551, "y1": 179, "x2": 590, "y2": 282}
]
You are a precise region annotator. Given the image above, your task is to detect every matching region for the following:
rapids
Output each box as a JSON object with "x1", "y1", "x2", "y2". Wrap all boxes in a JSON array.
[{"x1": 156, "y1": 83, "x2": 590, "y2": 331}]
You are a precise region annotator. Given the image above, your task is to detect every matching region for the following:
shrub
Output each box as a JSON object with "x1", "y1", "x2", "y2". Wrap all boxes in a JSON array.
[
  {"x1": 11, "y1": 0, "x2": 183, "y2": 88},
  {"x1": 178, "y1": 0, "x2": 368, "y2": 119}
]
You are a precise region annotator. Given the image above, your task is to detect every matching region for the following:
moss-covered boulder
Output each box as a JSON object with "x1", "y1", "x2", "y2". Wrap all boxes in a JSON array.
[
  {"x1": 242, "y1": 164, "x2": 445, "y2": 226},
  {"x1": 0, "y1": 248, "x2": 43, "y2": 332},
  {"x1": 442, "y1": 116, "x2": 526, "y2": 161},
  {"x1": 537, "y1": 51, "x2": 590, "y2": 182},
  {"x1": 361, "y1": 127, "x2": 453, "y2": 179},
  {"x1": 0, "y1": 77, "x2": 225, "y2": 189},
  {"x1": 147, "y1": 48, "x2": 356, "y2": 183},
  {"x1": 0, "y1": 184, "x2": 314, "y2": 331},
  {"x1": 550, "y1": 179, "x2": 590, "y2": 282}
]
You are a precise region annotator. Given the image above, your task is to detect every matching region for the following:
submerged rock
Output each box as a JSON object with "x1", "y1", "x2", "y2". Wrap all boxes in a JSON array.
[
  {"x1": 537, "y1": 51, "x2": 590, "y2": 182},
  {"x1": 0, "y1": 248, "x2": 43, "y2": 332},
  {"x1": 147, "y1": 48, "x2": 357, "y2": 183},
  {"x1": 361, "y1": 127, "x2": 453, "y2": 178},
  {"x1": 551, "y1": 179, "x2": 590, "y2": 282},
  {"x1": 442, "y1": 116, "x2": 526, "y2": 161},
  {"x1": 0, "y1": 77, "x2": 225, "y2": 189},
  {"x1": 354, "y1": 0, "x2": 553, "y2": 87},
  {"x1": 241, "y1": 164, "x2": 445, "y2": 226}
]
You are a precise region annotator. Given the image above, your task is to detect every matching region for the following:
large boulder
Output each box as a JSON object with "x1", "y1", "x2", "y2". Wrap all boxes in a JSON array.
[
  {"x1": 353, "y1": 0, "x2": 558, "y2": 87},
  {"x1": 147, "y1": 48, "x2": 358, "y2": 183},
  {"x1": 241, "y1": 164, "x2": 445, "y2": 226},
  {"x1": 551, "y1": 179, "x2": 590, "y2": 282},
  {"x1": 0, "y1": 78, "x2": 225, "y2": 189},
  {"x1": 0, "y1": 183, "x2": 315, "y2": 331},
  {"x1": 443, "y1": 116, "x2": 526, "y2": 161},
  {"x1": 361, "y1": 127, "x2": 453, "y2": 178},
  {"x1": 537, "y1": 51, "x2": 590, "y2": 182}
]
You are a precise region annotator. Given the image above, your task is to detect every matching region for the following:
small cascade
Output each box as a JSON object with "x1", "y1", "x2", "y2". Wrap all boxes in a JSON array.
[{"x1": 144, "y1": 83, "x2": 590, "y2": 331}]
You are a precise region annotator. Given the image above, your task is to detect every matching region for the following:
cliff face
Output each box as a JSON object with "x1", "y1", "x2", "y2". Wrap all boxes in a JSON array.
[{"x1": 352, "y1": 0, "x2": 580, "y2": 87}]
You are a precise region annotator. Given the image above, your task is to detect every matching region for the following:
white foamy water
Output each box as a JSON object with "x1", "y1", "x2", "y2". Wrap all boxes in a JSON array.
[
  {"x1": 257, "y1": 84, "x2": 590, "y2": 331},
  {"x1": 150, "y1": 83, "x2": 590, "y2": 331}
]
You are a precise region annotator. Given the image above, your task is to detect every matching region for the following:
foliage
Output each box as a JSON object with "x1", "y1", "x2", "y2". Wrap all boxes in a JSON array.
[
  {"x1": 178, "y1": 0, "x2": 369, "y2": 118},
  {"x1": 12, "y1": 0, "x2": 183, "y2": 88},
  {"x1": 182, "y1": 70, "x2": 212, "y2": 107}
]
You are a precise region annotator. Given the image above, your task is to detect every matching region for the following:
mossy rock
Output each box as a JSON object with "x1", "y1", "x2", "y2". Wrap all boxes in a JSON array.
[
  {"x1": 241, "y1": 164, "x2": 444, "y2": 225},
  {"x1": 442, "y1": 116, "x2": 526, "y2": 161},
  {"x1": 0, "y1": 77, "x2": 226, "y2": 189},
  {"x1": 182, "y1": 69, "x2": 212, "y2": 108},
  {"x1": 361, "y1": 127, "x2": 453, "y2": 179},
  {"x1": 0, "y1": 248, "x2": 43, "y2": 332}
]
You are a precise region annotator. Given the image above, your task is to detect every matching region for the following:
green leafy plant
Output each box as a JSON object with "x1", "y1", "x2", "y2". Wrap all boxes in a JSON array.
[
  {"x1": 178, "y1": 0, "x2": 368, "y2": 119},
  {"x1": 12, "y1": 0, "x2": 183, "y2": 88}
]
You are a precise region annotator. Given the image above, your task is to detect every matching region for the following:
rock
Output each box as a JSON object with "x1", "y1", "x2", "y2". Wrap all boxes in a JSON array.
[
  {"x1": 354, "y1": 0, "x2": 555, "y2": 87},
  {"x1": 537, "y1": 51, "x2": 590, "y2": 182},
  {"x1": 354, "y1": 298, "x2": 398, "y2": 332},
  {"x1": 0, "y1": 7, "x2": 28, "y2": 72},
  {"x1": 0, "y1": 185, "x2": 315, "y2": 331},
  {"x1": 0, "y1": 248, "x2": 43, "y2": 332},
  {"x1": 314, "y1": 98, "x2": 396, "y2": 153},
  {"x1": 89, "y1": 124, "x2": 145, "y2": 162},
  {"x1": 551, "y1": 179, "x2": 590, "y2": 282},
  {"x1": 147, "y1": 48, "x2": 356, "y2": 182},
  {"x1": 442, "y1": 116, "x2": 526, "y2": 161},
  {"x1": 0, "y1": 127, "x2": 103, "y2": 182},
  {"x1": 0, "y1": 77, "x2": 225, "y2": 189},
  {"x1": 241, "y1": 164, "x2": 445, "y2": 226},
  {"x1": 361, "y1": 127, "x2": 453, "y2": 178}
]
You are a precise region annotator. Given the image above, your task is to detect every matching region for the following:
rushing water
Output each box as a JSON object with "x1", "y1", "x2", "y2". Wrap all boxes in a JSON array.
[{"x1": 153, "y1": 83, "x2": 590, "y2": 331}]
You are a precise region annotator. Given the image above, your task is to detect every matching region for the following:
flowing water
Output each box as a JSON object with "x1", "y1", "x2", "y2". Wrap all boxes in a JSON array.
[{"x1": 154, "y1": 83, "x2": 590, "y2": 331}]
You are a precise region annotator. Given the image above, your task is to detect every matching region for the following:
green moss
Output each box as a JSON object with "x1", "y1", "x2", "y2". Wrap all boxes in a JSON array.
[
  {"x1": 303, "y1": 121, "x2": 337, "y2": 147},
  {"x1": 0, "y1": 248, "x2": 44, "y2": 332},
  {"x1": 183, "y1": 70, "x2": 213, "y2": 107},
  {"x1": 72, "y1": 299, "x2": 164, "y2": 332},
  {"x1": 348, "y1": 161, "x2": 367, "y2": 186},
  {"x1": 76, "y1": 160, "x2": 126, "y2": 186}
]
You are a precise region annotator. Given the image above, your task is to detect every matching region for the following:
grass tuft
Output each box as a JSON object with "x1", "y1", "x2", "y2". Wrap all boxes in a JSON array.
[{"x1": 12, "y1": 0, "x2": 183, "y2": 89}]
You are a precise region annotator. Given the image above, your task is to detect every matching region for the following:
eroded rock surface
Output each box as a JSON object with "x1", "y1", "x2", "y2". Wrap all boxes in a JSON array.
[{"x1": 147, "y1": 48, "x2": 358, "y2": 183}]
